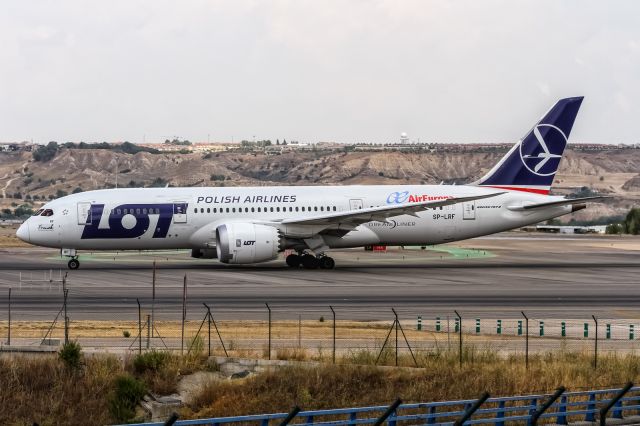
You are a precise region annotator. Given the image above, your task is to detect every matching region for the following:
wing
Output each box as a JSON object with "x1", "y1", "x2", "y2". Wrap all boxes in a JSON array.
[
  {"x1": 507, "y1": 196, "x2": 609, "y2": 211},
  {"x1": 280, "y1": 192, "x2": 503, "y2": 227}
]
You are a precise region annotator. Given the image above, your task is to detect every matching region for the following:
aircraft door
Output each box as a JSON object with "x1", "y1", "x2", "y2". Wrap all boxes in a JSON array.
[
  {"x1": 77, "y1": 202, "x2": 91, "y2": 225},
  {"x1": 173, "y1": 202, "x2": 188, "y2": 223},
  {"x1": 462, "y1": 201, "x2": 476, "y2": 220},
  {"x1": 349, "y1": 199, "x2": 364, "y2": 210}
]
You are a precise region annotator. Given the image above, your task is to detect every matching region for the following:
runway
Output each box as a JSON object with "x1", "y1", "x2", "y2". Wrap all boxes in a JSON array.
[{"x1": 0, "y1": 233, "x2": 639, "y2": 320}]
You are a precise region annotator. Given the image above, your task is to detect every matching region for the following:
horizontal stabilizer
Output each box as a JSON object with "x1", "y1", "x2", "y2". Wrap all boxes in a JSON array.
[{"x1": 507, "y1": 196, "x2": 609, "y2": 211}]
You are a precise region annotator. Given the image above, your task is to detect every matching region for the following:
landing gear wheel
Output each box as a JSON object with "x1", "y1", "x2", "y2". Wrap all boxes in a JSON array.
[
  {"x1": 68, "y1": 258, "x2": 80, "y2": 270},
  {"x1": 286, "y1": 254, "x2": 301, "y2": 268},
  {"x1": 301, "y1": 254, "x2": 319, "y2": 269},
  {"x1": 318, "y1": 256, "x2": 335, "y2": 270}
]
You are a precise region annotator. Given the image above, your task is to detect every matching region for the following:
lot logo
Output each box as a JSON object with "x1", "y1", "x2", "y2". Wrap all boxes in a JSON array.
[
  {"x1": 519, "y1": 124, "x2": 566, "y2": 176},
  {"x1": 386, "y1": 191, "x2": 410, "y2": 204},
  {"x1": 80, "y1": 203, "x2": 184, "y2": 239}
]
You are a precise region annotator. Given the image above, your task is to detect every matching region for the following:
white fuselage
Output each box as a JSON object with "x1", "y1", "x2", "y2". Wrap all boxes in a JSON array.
[{"x1": 18, "y1": 184, "x2": 571, "y2": 252}]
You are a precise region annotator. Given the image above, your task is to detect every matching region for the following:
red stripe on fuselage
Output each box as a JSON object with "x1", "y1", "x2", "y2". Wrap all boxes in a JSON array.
[{"x1": 483, "y1": 186, "x2": 550, "y2": 195}]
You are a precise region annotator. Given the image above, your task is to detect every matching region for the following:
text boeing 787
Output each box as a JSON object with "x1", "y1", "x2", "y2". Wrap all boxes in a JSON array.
[{"x1": 17, "y1": 97, "x2": 604, "y2": 270}]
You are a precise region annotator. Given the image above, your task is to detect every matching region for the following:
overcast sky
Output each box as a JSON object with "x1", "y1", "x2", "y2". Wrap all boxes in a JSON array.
[{"x1": 1, "y1": 1, "x2": 639, "y2": 144}]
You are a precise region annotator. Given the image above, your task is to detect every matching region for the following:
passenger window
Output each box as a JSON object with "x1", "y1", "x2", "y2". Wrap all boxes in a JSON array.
[
  {"x1": 136, "y1": 208, "x2": 141, "y2": 214},
  {"x1": 214, "y1": 208, "x2": 217, "y2": 213},
  {"x1": 251, "y1": 207, "x2": 255, "y2": 212},
  {"x1": 194, "y1": 208, "x2": 197, "y2": 214},
  {"x1": 333, "y1": 206, "x2": 337, "y2": 211},
  {"x1": 142, "y1": 208, "x2": 147, "y2": 214},
  {"x1": 232, "y1": 208, "x2": 236, "y2": 213},
  {"x1": 258, "y1": 207, "x2": 261, "y2": 212},
  {"x1": 41, "y1": 209, "x2": 54, "y2": 216},
  {"x1": 276, "y1": 207, "x2": 280, "y2": 212},
  {"x1": 226, "y1": 208, "x2": 229, "y2": 213},
  {"x1": 314, "y1": 206, "x2": 318, "y2": 211},
  {"x1": 245, "y1": 207, "x2": 249, "y2": 213},
  {"x1": 289, "y1": 207, "x2": 293, "y2": 212},
  {"x1": 320, "y1": 206, "x2": 324, "y2": 211},
  {"x1": 296, "y1": 207, "x2": 299, "y2": 212},
  {"x1": 117, "y1": 209, "x2": 122, "y2": 215},
  {"x1": 207, "y1": 208, "x2": 210, "y2": 213},
  {"x1": 302, "y1": 207, "x2": 305, "y2": 212},
  {"x1": 270, "y1": 207, "x2": 274, "y2": 212}
]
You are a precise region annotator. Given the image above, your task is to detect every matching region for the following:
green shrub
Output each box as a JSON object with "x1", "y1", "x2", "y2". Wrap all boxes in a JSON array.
[
  {"x1": 133, "y1": 350, "x2": 170, "y2": 374},
  {"x1": 58, "y1": 341, "x2": 82, "y2": 370},
  {"x1": 122, "y1": 330, "x2": 131, "y2": 338},
  {"x1": 109, "y1": 374, "x2": 147, "y2": 422}
]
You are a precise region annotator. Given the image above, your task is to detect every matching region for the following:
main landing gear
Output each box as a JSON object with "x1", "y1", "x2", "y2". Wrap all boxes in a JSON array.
[{"x1": 286, "y1": 253, "x2": 335, "y2": 270}]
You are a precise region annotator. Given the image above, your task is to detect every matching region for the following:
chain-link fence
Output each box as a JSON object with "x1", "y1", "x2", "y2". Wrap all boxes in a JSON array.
[{"x1": 2, "y1": 275, "x2": 640, "y2": 367}]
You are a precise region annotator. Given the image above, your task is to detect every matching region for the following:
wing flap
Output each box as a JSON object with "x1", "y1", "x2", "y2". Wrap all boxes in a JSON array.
[
  {"x1": 507, "y1": 196, "x2": 609, "y2": 211},
  {"x1": 280, "y1": 192, "x2": 503, "y2": 227}
]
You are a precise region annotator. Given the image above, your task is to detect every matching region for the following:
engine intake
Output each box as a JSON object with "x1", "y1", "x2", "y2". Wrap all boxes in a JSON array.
[{"x1": 216, "y1": 223, "x2": 282, "y2": 264}]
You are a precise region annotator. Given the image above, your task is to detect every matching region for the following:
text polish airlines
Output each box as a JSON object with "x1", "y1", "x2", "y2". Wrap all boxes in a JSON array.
[{"x1": 17, "y1": 97, "x2": 604, "y2": 270}]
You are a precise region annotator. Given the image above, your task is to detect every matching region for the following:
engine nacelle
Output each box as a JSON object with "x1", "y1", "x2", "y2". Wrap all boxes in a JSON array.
[
  {"x1": 191, "y1": 248, "x2": 218, "y2": 259},
  {"x1": 216, "y1": 223, "x2": 282, "y2": 264}
]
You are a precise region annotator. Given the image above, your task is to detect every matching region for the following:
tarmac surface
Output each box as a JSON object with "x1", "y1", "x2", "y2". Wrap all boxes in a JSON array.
[{"x1": 0, "y1": 232, "x2": 639, "y2": 320}]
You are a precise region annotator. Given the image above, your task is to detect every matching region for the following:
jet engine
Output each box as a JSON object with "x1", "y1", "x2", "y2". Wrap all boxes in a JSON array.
[{"x1": 216, "y1": 223, "x2": 282, "y2": 264}]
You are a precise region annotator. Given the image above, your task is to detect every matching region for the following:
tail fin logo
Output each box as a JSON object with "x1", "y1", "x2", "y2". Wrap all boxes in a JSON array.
[{"x1": 519, "y1": 124, "x2": 567, "y2": 177}]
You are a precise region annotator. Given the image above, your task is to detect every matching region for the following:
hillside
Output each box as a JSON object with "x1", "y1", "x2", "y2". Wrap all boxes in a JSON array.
[{"x1": 1, "y1": 147, "x2": 638, "y2": 223}]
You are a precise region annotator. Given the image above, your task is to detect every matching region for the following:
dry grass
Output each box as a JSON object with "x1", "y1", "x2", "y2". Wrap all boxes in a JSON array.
[
  {"x1": 182, "y1": 349, "x2": 640, "y2": 419},
  {"x1": 3, "y1": 345, "x2": 640, "y2": 424},
  {"x1": 0, "y1": 354, "x2": 120, "y2": 425}
]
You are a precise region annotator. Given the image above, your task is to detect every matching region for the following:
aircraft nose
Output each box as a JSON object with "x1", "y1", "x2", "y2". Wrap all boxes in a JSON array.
[{"x1": 16, "y1": 221, "x2": 30, "y2": 242}]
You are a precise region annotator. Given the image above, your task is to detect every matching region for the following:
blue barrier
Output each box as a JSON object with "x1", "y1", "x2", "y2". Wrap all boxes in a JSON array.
[{"x1": 123, "y1": 386, "x2": 640, "y2": 426}]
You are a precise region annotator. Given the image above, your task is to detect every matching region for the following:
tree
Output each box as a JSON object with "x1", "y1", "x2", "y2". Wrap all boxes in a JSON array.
[
  {"x1": 33, "y1": 141, "x2": 59, "y2": 162},
  {"x1": 623, "y1": 208, "x2": 640, "y2": 235}
]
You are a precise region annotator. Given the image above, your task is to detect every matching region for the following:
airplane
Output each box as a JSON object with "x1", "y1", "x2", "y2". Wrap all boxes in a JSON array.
[{"x1": 16, "y1": 96, "x2": 605, "y2": 270}]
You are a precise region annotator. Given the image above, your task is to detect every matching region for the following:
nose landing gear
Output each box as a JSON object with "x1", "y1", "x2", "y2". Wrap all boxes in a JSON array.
[
  {"x1": 67, "y1": 258, "x2": 80, "y2": 270},
  {"x1": 61, "y1": 248, "x2": 80, "y2": 270}
]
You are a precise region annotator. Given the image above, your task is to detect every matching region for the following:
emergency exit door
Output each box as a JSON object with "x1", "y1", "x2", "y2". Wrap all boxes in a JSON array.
[
  {"x1": 77, "y1": 202, "x2": 91, "y2": 225},
  {"x1": 349, "y1": 199, "x2": 364, "y2": 210},
  {"x1": 462, "y1": 201, "x2": 476, "y2": 220},
  {"x1": 173, "y1": 202, "x2": 188, "y2": 223}
]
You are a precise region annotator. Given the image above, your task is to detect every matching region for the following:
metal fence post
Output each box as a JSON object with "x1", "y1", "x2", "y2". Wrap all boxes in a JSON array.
[
  {"x1": 330, "y1": 305, "x2": 336, "y2": 364},
  {"x1": 146, "y1": 314, "x2": 150, "y2": 349},
  {"x1": 266, "y1": 303, "x2": 271, "y2": 360},
  {"x1": 137, "y1": 298, "x2": 142, "y2": 355},
  {"x1": 530, "y1": 386, "x2": 565, "y2": 425},
  {"x1": 181, "y1": 274, "x2": 187, "y2": 356},
  {"x1": 593, "y1": 315, "x2": 598, "y2": 369},
  {"x1": 454, "y1": 392, "x2": 490, "y2": 426},
  {"x1": 521, "y1": 311, "x2": 529, "y2": 369},
  {"x1": 63, "y1": 274, "x2": 69, "y2": 345},
  {"x1": 394, "y1": 309, "x2": 399, "y2": 367},
  {"x1": 151, "y1": 260, "x2": 156, "y2": 338},
  {"x1": 454, "y1": 310, "x2": 462, "y2": 367},
  {"x1": 373, "y1": 399, "x2": 402, "y2": 426},
  {"x1": 6, "y1": 288, "x2": 10, "y2": 346},
  {"x1": 278, "y1": 406, "x2": 301, "y2": 426},
  {"x1": 599, "y1": 382, "x2": 633, "y2": 426},
  {"x1": 207, "y1": 306, "x2": 212, "y2": 357}
]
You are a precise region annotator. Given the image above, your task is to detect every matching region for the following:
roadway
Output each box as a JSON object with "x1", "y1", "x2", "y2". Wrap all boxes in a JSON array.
[{"x1": 0, "y1": 233, "x2": 638, "y2": 320}]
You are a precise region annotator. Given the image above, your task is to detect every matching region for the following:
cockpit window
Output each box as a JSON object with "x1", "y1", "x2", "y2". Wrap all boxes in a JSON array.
[
  {"x1": 41, "y1": 209, "x2": 54, "y2": 217},
  {"x1": 33, "y1": 209, "x2": 44, "y2": 216}
]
